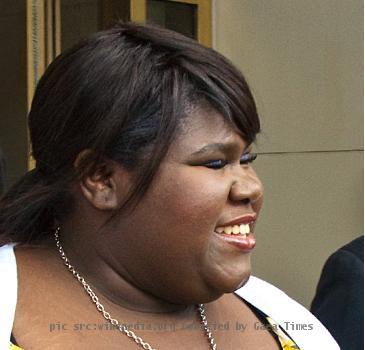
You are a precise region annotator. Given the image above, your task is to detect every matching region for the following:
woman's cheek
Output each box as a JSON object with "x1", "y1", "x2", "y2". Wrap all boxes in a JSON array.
[{"x1": 160, "y1": 169, "x2": 230, "y2": 226}]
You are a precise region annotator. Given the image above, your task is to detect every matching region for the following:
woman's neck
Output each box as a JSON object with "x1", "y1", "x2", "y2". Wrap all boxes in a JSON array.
[{"x1": 52, "y1": 219, "x2": 192, "y2": 316}]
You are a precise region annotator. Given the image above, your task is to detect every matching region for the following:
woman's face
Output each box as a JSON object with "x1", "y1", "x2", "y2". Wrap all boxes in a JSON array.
[{"x1": 107, "y1": 108, "x2": 264, "y2": 304}]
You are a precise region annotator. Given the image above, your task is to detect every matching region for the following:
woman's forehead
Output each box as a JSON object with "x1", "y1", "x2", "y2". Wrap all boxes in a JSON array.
[
  {"x1": 180, "y1": 107, "x2": 233, "y2": 135},
  {"x1": 172, "y1": 110, "x2": 248, "y2": 154}
]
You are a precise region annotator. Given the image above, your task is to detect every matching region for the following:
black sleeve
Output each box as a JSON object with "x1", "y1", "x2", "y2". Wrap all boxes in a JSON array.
[{"x1": 310, "y1": 247, "x2": 364, "y2": 350}]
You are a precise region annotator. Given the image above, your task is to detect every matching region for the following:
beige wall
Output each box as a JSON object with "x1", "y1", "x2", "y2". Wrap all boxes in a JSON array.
[{"x1": 214, "y1": 0, "x2": 363, "y2": 307}]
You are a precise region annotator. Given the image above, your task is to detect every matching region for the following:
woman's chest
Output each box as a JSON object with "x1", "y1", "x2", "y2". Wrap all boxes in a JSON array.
[
  {"x1": 13, "y1": 294, "x2": 281, "y2": 349},
  {"x1": 13, "y1": 319, "x2": 281, "y2": 350},
  {"x1": 12, "y1": 248, "x2": 282, "y2": 349}
]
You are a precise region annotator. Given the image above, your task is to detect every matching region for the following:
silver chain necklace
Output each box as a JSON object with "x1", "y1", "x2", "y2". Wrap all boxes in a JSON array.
[{"x1": 54, "y1": 227, "x2": 217, "y2": 350}]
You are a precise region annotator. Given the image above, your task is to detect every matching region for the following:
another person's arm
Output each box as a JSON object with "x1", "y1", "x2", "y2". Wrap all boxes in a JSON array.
[{"x1": 311, "y1": 236, "x2": 364, "y2": 350}]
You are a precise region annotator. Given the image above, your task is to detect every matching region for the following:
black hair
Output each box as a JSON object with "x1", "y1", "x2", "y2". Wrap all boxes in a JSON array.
[{"x1": 0, "y1": 22, "x2": 260, "y2": 245}]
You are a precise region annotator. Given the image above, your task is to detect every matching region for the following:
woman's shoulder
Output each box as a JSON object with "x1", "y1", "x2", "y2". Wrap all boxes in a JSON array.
[{"x1": 235, "y1": 275, "x2": 340, "y2": 350}]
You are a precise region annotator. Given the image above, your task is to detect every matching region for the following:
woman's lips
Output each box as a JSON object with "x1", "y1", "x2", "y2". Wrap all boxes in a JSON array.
[
  {"x1": 214, "y1": 232, "x2": 256, "y2": 252},
  {"x1": 217, "y1": 214, "x2": 256, "y2": 227},
  {"x1": 213, "y1": 213, "x2": 257, "y2": 251}
]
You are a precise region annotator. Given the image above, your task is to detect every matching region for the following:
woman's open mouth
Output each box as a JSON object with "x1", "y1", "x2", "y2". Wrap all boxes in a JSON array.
[{"x1": 214, "y1": 217, "x2": 256, "y2": 251}]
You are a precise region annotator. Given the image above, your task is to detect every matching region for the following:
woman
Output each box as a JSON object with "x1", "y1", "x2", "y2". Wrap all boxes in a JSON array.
[{"x1": 0, "y1": 23, "x2": 338, "y2": 349}]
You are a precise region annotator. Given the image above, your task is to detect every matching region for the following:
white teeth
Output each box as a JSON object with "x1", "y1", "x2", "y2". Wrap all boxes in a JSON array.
[
  {"x1": 215, "y1": 223, "x2": 251, "y2": 235},
  {"x1": 224, "y1": 226, "x2": 232, "y2": 234},
  {"x1": 232, "y1": 225, "x2": 240, "y2": 234},
  {"x1": 240, "y1": 224, "x2": 250, "y2": 234}
]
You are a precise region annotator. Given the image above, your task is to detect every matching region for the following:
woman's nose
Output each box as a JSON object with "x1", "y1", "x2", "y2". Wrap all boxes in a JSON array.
[{"x1": 229, "y1": 171, "x2": 264, "y2": 205}]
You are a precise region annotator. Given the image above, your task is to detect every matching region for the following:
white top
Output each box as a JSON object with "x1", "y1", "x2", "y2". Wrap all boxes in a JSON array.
[{"x1": 0, "y1": 244, "x2": 339, "y2": 350}]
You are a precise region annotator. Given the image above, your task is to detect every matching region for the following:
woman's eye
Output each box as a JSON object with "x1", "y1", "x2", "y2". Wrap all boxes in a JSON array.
[
  {"x1": 240, "y1": 152, "x2": 257, "y2": 164},
  {"x1": 203, "y1": 159, "x2": 228, "y2": 169},
  {"x1": 202, "y1": 153, "x2": 257, "y2": 170}
]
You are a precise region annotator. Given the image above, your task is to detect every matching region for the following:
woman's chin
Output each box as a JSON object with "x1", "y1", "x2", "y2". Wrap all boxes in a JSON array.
[
  {"x1": 165, "y1": 271, "x2": 252, "y2": 305},
  {"x1": 233, "y1": 274, "x2": 251, "y2": 290},
  {"x1": 151, "y1": 259, "x2": 252, "y2": 305},
  {"x1": 221, "y1": 272, "x2": 251, "y2": 293},
  {"x1": 204, "y1": 263, "x2": 252, "y2": 297}
]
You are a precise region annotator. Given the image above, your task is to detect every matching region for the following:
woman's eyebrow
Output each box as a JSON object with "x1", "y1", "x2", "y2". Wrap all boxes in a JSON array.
[{"x1": 191, "y1": 142, "x2": 250, "y2": 156}]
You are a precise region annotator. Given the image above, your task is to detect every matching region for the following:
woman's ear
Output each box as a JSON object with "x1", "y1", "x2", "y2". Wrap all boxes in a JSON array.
[
  {"x1": 74, "y1": 150, "x2": 129, "y2": 211},
  {"x1": 81, "y1": 171, "x2": 118, "y2": 210}
]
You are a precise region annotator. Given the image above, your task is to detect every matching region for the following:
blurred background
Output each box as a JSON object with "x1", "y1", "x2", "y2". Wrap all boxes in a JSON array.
[{"x1": 0, "y1": 0, "x2": 363, "y2": 308}]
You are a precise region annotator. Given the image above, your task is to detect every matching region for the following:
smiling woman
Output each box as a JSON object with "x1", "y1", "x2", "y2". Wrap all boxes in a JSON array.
[{"x1": 0, "y1": 23, "x2": 338, "y2": 350}]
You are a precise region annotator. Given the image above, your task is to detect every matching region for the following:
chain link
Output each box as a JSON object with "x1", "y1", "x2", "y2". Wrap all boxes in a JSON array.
[
  {"x1": 54, "y1": 227, "x2": 217, "y2": 350},
  {"x1": 197, "y1": 304, "x2": 218, "y2": 350}
]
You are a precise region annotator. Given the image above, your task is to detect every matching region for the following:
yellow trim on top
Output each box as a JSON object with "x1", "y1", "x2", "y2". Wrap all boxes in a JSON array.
[
  {"x1": 10, "y1": 342, "x2": 23, "y2": 350},
  {"x1": 130, "y1": 0, "x2": 146, "y2": 24}
]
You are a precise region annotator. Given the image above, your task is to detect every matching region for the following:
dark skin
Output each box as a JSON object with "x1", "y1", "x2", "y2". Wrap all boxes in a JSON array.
[{"x1": 13, "y1": 108, "x2": 281, "y2": 349}]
